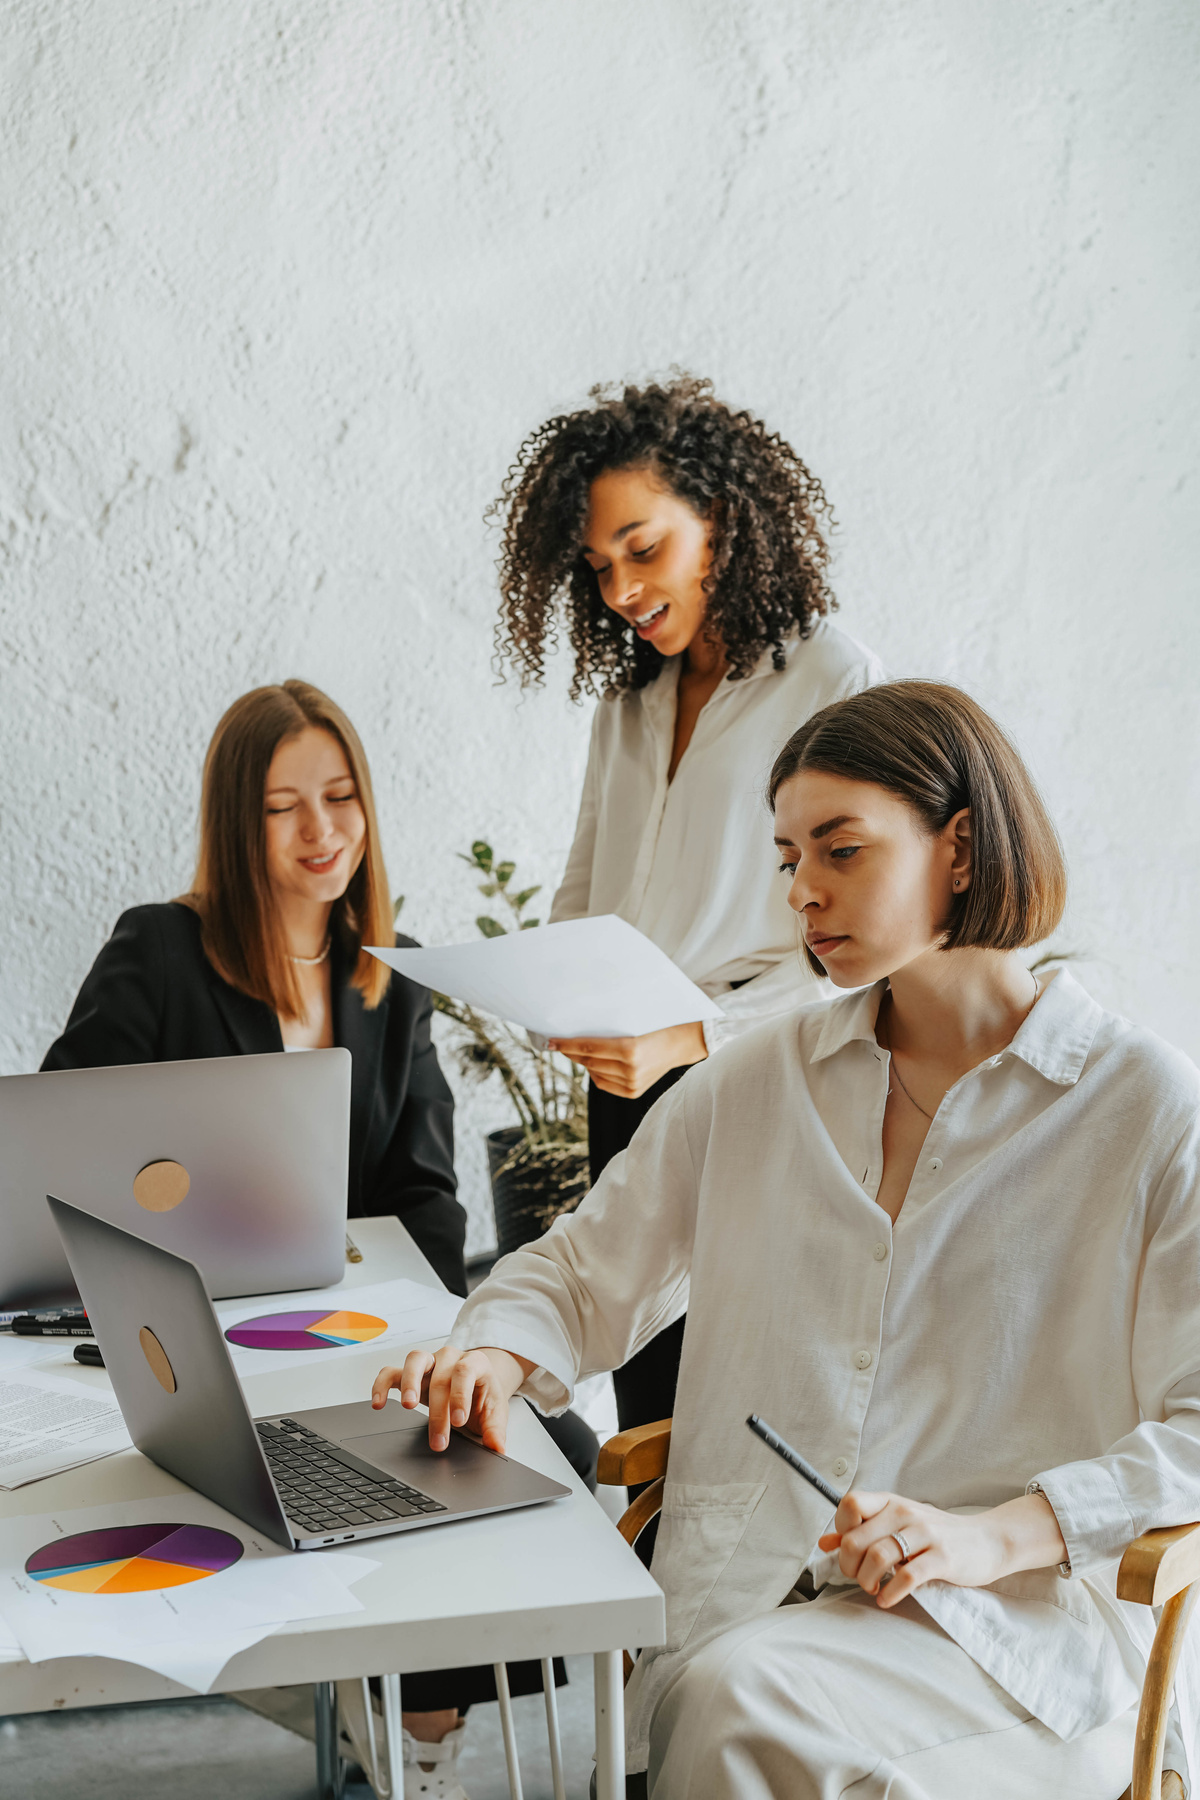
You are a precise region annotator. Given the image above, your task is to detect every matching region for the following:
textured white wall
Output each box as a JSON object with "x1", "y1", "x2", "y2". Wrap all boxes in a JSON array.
[{"x1": 2, "y1": 1, "x2": 1197, "y2": 1252}]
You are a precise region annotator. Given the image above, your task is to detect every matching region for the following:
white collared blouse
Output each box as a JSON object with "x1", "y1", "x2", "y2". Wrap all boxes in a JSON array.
[
  {"x1": 453, "y1": 972, "x2": 1200, "y2": 1770},
  {"x1": 548, "y1": 620, "x2": 885, "y2": 1047}
]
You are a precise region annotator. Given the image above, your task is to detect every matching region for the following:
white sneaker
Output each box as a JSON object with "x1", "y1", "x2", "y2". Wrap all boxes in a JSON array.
[{"x1": 403, "y1": 1722, "x2": 471, "y2": 1800}]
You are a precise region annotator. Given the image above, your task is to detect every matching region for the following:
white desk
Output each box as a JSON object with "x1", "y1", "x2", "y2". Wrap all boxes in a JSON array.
[{"x1": 0, "y1": 1219, "x2": 664, "y2": 1798}]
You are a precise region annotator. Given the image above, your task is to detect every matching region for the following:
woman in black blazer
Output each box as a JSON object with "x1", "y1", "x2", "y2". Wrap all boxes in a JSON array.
[
  {"x1": 41, "y1": 679, "x2": 571, "y2": 1791},
  {"x1": 42, "y1": 900, "x2": 466, "y2": 1294}
]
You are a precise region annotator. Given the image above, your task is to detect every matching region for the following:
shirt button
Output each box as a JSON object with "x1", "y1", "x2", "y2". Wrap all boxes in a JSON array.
[
  {"x1": 854, "y1": 1350, "x2": 873, "y2": 1370},
  {"x1": 873, "y1": 1242, "x2": 888, "y2": 1261},
  {"x1": 833, "y1": 1458, "x2": 849, "y2": 1478},
  {"x1": 928, "y1": 1156, "x2": 943, "y2": 1171}
]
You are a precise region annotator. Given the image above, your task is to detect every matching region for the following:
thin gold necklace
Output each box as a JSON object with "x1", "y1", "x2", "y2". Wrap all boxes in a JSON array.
[
  {"x1": 880, "y1": 971, "x2": 1040, "y2": 1122},
  {"x1": 879, "y1": 1003, "x2": 937, "y2": 1121}
]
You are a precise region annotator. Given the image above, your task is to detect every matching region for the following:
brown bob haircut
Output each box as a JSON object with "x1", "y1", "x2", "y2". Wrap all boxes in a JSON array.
[
  {"x1": 182, "y1": 680, "x2": 393, "y2": 1018},
  {"x1": 768, "y1": 681, "x2": 1067, "y2": 977}
]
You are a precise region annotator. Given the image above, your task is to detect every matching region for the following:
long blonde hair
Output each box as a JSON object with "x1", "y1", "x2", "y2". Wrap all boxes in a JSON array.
[{"x1": 183, "y1": 680, "x2": 393, "y2": 1017}]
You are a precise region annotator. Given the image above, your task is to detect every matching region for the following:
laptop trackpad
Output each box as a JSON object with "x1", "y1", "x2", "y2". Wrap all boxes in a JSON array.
[
  {"x1": 294, "y1": 1399, "x2": 569, "y2": 1508},
  {"x1": 340, "y1": 1426, "x2": 566, "y2": 1509}
]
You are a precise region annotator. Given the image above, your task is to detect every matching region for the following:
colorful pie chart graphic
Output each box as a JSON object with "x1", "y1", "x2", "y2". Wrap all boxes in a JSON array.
[
  {"x1": 224, "y1": 1308, "x2": 388, "y2": 1352},
  {"x1": 26, "y1": 1524, "x2": 243, "y2": 1594}
]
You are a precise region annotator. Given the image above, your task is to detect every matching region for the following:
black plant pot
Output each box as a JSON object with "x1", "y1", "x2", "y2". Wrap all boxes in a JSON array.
[{"x1": 486, "y1": 1127, "x2": 590, "y2": 1260}]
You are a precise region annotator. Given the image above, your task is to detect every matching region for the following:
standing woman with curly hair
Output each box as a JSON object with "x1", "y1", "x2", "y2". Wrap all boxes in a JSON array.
[{"x1": 493, "y1": 376, "x2": 885, "y2": 1433}]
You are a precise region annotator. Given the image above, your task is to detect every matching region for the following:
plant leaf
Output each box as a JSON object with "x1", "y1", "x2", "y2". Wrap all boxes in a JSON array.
[
  {"x1": 476, "y1": 916, "x2": 507, "y2": 938},
  {"x1": 514, "y1": 886, "x2": 541, "y2": 907},
  {"x1": 392, "y1": 894, "x2": 405, "y2": 919},
  {"x1": 494, "y1": 861, "x2": 515, "y2": 888},
  {"x1": 478, "y1": 881, "x2": 500, "y2": 897},
  {"x1": 471, "y1": 841, "x2": 494, "y2": 871},
  {"x1": 520, "y1": 918, "x2": 540, "y2": 930}
]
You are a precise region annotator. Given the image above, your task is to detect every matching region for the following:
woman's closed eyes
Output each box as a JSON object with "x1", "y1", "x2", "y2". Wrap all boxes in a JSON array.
[
  {"x1": 266, "y1": 788, "x2": 358, "y2": 815},
  {"x1": 585, "y1": 541, "x2": 660, "y2": 578}
]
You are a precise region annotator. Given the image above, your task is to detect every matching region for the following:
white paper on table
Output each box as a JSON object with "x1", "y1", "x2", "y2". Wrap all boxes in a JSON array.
[
  {"x1": 214, "y1": 1276, "x2": 461, "y2": 1378},
  {"x1": 368, "y1": 914, "x2": 723, "y2": 1039},
  {"x1": 0, "y1": 1369, "x2": 132, "y2": 1489},
  {"x1": 0, "y1": 1610, "x2": 22, "y2": 1663},
  {"x1": 0, "y1": 1492, "x2": 379, "y2": 1693},
  {"x1": 0, "y1": 1333, "x2": 75, "y2": 1374}
]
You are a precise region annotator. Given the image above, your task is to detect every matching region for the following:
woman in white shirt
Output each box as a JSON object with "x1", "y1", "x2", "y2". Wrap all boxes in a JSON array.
[
  {"x1": 376, "y1": 682, "x2": 1200, "y2": 1797},
  {"x1": 493, "y1": 375, "x2": 884, "y2": 1431}
]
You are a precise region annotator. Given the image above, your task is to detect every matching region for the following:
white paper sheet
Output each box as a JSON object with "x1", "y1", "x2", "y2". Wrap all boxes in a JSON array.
[
  {"x1": 213, "y1": 1276, "x2": 461, "y2": 1378},
  {"x1": 368, "y1": 914, "x2": 723, "y2": 1039},
  {"x1": 0, "y1": 1369, "x2": 132, "y2": 1489},
  {"x1": 0, "y1": 1332, "x2": 73, "y2": 1374},
  {"x1": 0, "y1": 1492, "x2": 379, "y2": 1692}
]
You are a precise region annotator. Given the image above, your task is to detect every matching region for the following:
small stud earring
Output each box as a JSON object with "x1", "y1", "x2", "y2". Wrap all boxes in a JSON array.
[{"x1": 954, "y1": 878, "x2": 961, "y2": 888}]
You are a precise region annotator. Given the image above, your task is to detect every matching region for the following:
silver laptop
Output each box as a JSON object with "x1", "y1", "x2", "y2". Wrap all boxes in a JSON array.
[
  {"x1": 48, "y1": 1196, "x2": 570, "y2": 1550},
  {"x1": 0, "y1": 1051, "x2": 352, "y2": 1307}
]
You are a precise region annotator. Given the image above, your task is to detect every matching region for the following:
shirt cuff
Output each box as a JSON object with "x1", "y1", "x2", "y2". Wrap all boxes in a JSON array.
[
  {"x1": 451, "y1": 1312, "x2": 576, "y2": 1416},
  {"x1": 1024, "y1": 1480, "x2": 1073, "y2": 1577},
  {"x1": 1025, "y1": 1463, "x2": 1136, "y2": 1578}
]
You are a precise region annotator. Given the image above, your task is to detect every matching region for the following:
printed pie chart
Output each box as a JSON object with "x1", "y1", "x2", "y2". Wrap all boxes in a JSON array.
[
  {"x1": 225, "y1": 1309, "x2": 388, "y2": 1351},
  {"x1": 26, "y1": 1524, "x2": 243, "y2": 1594}
]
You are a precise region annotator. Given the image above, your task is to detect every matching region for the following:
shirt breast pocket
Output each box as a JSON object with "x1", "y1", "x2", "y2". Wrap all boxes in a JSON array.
[{"x1": 651, "y1": 1480, "x2": 768, "y2": 1651}]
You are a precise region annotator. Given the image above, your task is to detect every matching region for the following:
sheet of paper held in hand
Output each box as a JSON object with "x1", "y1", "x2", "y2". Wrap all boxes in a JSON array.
[
  {"x1": 0, "y1": 1369, "x2": 132, "y2": 1489},
  {"x1": 368, "y1": 915, "x2": 723, "y2": 1039}
]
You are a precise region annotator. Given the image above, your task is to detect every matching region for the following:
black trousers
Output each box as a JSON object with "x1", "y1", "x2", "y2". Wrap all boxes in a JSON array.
[{"x1": 588, "y1": 1066, "x2": 690, "y2": 1434}]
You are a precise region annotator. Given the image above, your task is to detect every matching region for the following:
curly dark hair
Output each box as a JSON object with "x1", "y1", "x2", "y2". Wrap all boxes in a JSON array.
[{"x1": 490, "y1": 374, "x2": 837, "y2": 699}]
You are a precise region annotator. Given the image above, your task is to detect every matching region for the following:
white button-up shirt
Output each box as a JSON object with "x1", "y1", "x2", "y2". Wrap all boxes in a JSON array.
[
  {"x1": 548, "y1": 620, "x2": 885, "y2": 1046},
  {"x1": 454, "y1": 972, "x2": 1200, "y2": 1769}
]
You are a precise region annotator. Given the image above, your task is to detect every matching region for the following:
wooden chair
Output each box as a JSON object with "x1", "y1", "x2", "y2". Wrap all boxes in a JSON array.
[{"x1": 598, "y1": 1421, "x2": 1196, "y2": 1800}]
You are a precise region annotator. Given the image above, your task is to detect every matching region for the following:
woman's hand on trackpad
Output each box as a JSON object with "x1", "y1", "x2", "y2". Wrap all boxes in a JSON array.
[{"x1": 371, "y1": 1344, "x2": 534, "y2": 1454}]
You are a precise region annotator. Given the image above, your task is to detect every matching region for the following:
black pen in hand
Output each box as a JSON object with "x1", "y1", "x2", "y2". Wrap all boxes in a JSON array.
[{"x1": 746, "y1": 1413, "x2": 844, "y2": 1507}]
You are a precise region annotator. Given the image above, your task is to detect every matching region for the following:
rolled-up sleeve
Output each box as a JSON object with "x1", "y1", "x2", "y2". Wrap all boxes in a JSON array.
[
  {"x1": 1030, "y1": 1120, "x2": 1200, "y2": 1575},
  {"x1": 451, "y1": 1071, "x2": 702, "y2": 1412},
  {"x1": 702, "y1": 955, "x2": 828, "y2": 1054}
]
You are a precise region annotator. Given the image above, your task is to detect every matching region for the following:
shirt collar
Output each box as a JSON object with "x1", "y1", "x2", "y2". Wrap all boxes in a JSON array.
[
  {"x1": 809, "y1": 981, "x2": 889, "y2": 1064},
  {"x1": 808, "y1": 966, "x2": 1102, "y2": 1088},
  {"x1": 1002, "y1": 967, "x2": 1103, "y2": 1086},
  {"x1": 733, "y1": 632, "x2": 800, "y2": 685},
  {"x1": 643, "y1": 627, "x2": 802, "y2": 713}
]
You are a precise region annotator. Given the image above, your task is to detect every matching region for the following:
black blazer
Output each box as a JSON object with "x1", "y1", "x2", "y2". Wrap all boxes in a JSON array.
[{"x1": 41, "y1": 903, "x2": 467, "y2": 1296}]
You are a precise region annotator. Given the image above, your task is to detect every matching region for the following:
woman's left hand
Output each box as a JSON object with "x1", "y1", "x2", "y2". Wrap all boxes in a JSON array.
[
  {"x1": 549, "y1": 1020, "x2": 708, "y2": 1099},
  {"x1": 817, "y1": 1487, "x2": 1068, "y2": 1610}
]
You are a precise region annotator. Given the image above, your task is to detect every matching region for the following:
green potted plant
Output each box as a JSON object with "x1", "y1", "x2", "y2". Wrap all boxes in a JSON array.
[{"x1": 398, "y1": 843, "x2": 590, "y2": 1258}]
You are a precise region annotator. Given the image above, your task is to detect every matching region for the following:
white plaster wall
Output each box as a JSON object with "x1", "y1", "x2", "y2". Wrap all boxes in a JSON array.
[{"x1": 2, "y1": 0, "x2": 1197, "y2": 1253}]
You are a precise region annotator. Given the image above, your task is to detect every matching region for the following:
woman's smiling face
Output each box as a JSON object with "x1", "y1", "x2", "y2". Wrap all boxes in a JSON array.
[
  {"x1": 773, "y1": 770, "x2": 970, "y2": 987},
  {"x1": 581, "y1": 465, "x2": 714, "y2": 659},
  {"x1": 263, "y1": 726, "x2": 367, "y2": 910}
]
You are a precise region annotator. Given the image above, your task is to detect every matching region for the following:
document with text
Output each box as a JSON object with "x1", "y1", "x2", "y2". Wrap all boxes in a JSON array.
[{"x1": 0, "y1": 1369, "x2": 132, "y2": 1488}]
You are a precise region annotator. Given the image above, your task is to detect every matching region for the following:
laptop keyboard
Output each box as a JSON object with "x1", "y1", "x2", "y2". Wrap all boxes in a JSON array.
[{"x1": 257, "y1": 1417, "x2": 447, "y2": 1537}]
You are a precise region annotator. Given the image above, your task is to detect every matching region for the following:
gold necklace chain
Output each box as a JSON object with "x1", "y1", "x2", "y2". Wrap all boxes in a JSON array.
[
  {"x1": 880, "y1": 1006, "x2": 937, "y2": 1121},
  {"x1": 880, "y1": 971, "x2": 1040, "y2": 1123}
]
